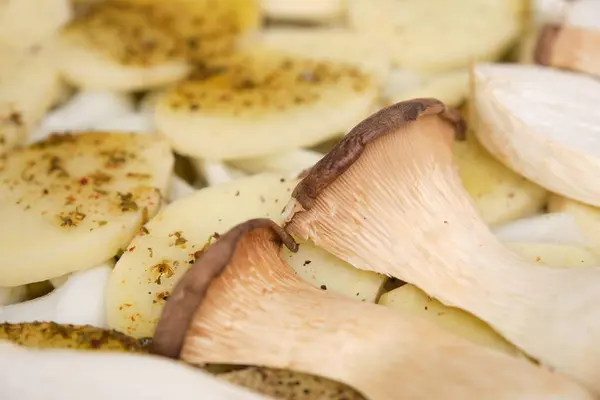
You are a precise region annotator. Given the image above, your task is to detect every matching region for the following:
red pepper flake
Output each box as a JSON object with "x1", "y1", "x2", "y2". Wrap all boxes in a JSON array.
[
  {"x1": 128, "y1": 246, "x2": 136, "y2": 252},
  {"x1": 79, "y1": 177, "x2": 89, "y2": 185},
  {"x1": 90, "y1": 339, "x2": 101, "y2": 348}
]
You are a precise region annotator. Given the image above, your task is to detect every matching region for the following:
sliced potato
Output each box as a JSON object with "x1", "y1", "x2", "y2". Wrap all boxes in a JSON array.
[
  {"x1": 0, "y1": 133, "x2": 173, "y2": 287},
  {"x1": 347, "y1": 0, "x2": 526, "y2": 73},
  {"x1": 0, "y1": 0, "x2": 71, "y2": 49},
  {"x1": 259, "y1": 0, "x2": 345, "y2": 23},
  {"x1": 385, "y1": 69, "x2": 469, "y2": 108},
  {"x1": 229, "y1": 149, "x2": 323, "y2": 177},
  {"x1": 0, "y1": 43, "x2": 64, "y2": 154},
  {"x1": 379, "y1": 284, "x2": 522, "y2": 356},
  {"x1": 57, "y1": 0, "x2": 260, "y2": 91},
  {"x1": 281, "y1": 238, "x2": 386, "y2": 303},
  {"x1": 547, "y1": 194, "x2": 600, "y2": 250},
  {"x1": 493, "y1": 212, "x2": 592, "y2": 247},
  {"x1": 256, "y1": 28, "x2": 391, "y2": 84},
  {"x1": 504, "y1": 242, "x2": 600, "y2": 267},
  {"x1": 0, "y1": 322, "x2": 149, "y2": 352},
  {"x1": 155, "y1": 48, "x2": 378, "y2": 160},
  {"x1": 220, "y1": 367, "x2": 365, "y2": 400},
  {"x1": 453, "y1": 135, "x2": 548, "y2": 226},
  {"x1": 107, "y1": 173, "x2": 298, "y2": 337}
]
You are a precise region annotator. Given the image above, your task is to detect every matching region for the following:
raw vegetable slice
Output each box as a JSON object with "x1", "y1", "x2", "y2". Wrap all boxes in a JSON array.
[
  {"x1": 154, "y1": 49, "x2": 378, "y2": 160},
  {"x1": 0, "y1": 133, "x2": 173, "y2": 287},
  {"x1": 453, "y1": 133, "x2": 547, "y2": 226},
  {"x1": 347, "y1": 0, "x2": 526, "y2": 73},
  {"x1": 230, "y1": 149, "x2": 323, "y2": 177},
  {"x1": 260, "y1": 0, "x2": 345, "y2": 23},
  {"x1": 0, "y1": 44, "x2": 64, "y2": 155},
  {"x1": 56, "y1": 0, "x2": 260, "y2": 91}
]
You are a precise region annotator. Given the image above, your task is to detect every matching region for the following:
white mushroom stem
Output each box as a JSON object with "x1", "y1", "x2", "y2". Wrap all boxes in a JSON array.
[
  {"x1": 0, "y1": 342, "x2": 268, "y2": 400},
  {"x1": 28, "y1": 91, "x2": 134, "y2": 143},
  {"x1": 493, "y1": 212, "x2": 593, "y2": 246},
  {"x1": 229, "y1": 149, "x2": 323, "y2": 177},
  {"x1": 168, "y1": 175, "x2": 197, "y2": 202},
  {"x1": 0, "y1": 286, "x2": 27, "y2": 307},
  {"x1": 192, "y1": 159, "x2": 246, "y2": 187},
  {"x1": 0, "y1": 264, "x2": 111, "y2": 328}
]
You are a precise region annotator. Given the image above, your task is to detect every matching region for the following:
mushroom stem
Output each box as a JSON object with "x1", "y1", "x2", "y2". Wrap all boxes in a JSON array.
[
  {"x1": 152, "y1": 219, "x2": 592, "y2": 400},
  {"x1": 283, "y1": 99, "x2": 600, "y2": 394},
  {"x1": 0, "y1": 264, "x2": 111, "y2": 328}
]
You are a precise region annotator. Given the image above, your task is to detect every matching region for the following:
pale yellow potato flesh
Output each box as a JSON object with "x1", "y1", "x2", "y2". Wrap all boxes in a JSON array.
[
  {"x1": 0, "y1": 133, "x2": 173, "y2": 287},
  {"x1": 548, "y1": 194, "x2": 600, "y2": 251},
  {"x1": 453, "y1": 135, "x2": 548, "y2": 226}
]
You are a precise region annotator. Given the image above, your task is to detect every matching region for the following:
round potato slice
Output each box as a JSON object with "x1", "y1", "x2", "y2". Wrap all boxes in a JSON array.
[
  {"x1": 0, "y1": 44, "x2": 64, "y2": 155},
  {"x1": 57, "y1": 0, "x2": 260, "y2": 91},
  {"x1": 0, "y1": 0, "x2": 71, "y2": 49},
  {"x1": 0, "y1": 133, "x2": 174, "y2": 287},
  {"x1": 107, "y1": 173, "x2": 297, "y2": 337},
  {"x1": 452, "y1": 134, "x2": 548, "y2": 226},
  {"x1": 347, "y1": 0, "x2": 526, "y2": 73},
  {"x1": 255, "y1": 28, "x2": 391, "y2": 85},
  {"x1": 155, "y1": 49, "x2": 378, "y2": 160}
]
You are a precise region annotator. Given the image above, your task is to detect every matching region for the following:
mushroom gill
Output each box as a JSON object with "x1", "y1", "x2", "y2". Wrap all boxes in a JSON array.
[
  {"x1": 152, "y1": 218, "x2": 592, "y2": 400},
  {"x1": 283, "y1": 98, "x2": 600, "y2": 395}
]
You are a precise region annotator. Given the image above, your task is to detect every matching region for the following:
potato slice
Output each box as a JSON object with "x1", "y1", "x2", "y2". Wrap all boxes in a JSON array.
[
  {"x1": 281, "y1": 238, "x2": 386, "y2": 303},
  {"x1": 260, "y1": 0, "x2": 345, "y2": 23},
  {"x1": 57, "y1": 0, "x2": 260, "y2": 91},
  {"x1": 0, "y1": 44, "x2": 64, "y2": 154},
  {"x1": 385, "y1": 69, "x2": 470, "y2": 108},
  {"x1": 0, "y1": 321, "x2": 149, "y2": 352},
  {"x1": 155, "y1": 49, "x2": 378, "y2": 160},
  {"x1": 504, "y1": 242, "x2": 600, "y2": 267},
  {"x1": 0, "y1": 0, "x2": 71, "y2": 49},
  {"x1": 255, "y1": 28, "x2": 391, "y2": 84},
  {"x1": 0, "y1": 133, "x2": 173, "y2": 287},
  {"x1": 347, "y1": 0, "x2": 527, "y2": 73},
  {"x1": 107, "y1": 174, "x2": 298, "y2": 337},
  {"x1": 220, "y1": 367, "x2": 365, "y2": 400},
  {"x1": 548, "y1": 194, "x2": 600, "y2": 250},
  {"x1": 453, "y1": 135, "x2": 548, "y2": 226},
  {"x1": 229, "y1": 149, "x2": 323, "y2": 177},
  {"x1": 379, "y1": 284, "x2": 522, "y2": 356},
  {"x1": 493, "y1": 212, "x2": 592, "y2": 247}
]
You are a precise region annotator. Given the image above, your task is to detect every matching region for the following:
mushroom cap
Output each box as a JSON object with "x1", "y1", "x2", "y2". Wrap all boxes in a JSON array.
[
  {"x1": 154, "y1": 48, "x2": 379, "y2": 160},
  {"x1": 153, "y1": 218, "x2": 297, "y2": 359},
  {"x1": 0, "y1": 132, "x2": 173, "y2": 286},
  {"x1": 286, "y1": 98, "x2": 465, "y2": 211},
  {"x1": 471, "y1": 63, "x2": 600, "y2": 207}
]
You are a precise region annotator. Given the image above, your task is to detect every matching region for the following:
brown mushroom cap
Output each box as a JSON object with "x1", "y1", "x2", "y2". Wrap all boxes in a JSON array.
[
  {"x1": 289, "y1": 99, "x2": 466, "y2": 211},
  {"x1": 152, "y1": 218, "x2": 297, "y2": 359}
]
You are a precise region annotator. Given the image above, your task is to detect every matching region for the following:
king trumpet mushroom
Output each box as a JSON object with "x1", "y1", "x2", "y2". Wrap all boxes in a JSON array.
[
  {"x1": 470, "y1": 63, "x2": 600, "y2": 207},
  {"x1": 282, "y1": 98, "x2": 600, "y2": 394},
  {"x1": 534, "y1": 0, "x2": 600, "y2": 78},
  {"x1": 151, "y1": 218, "x2": 592, "y2": 400}
]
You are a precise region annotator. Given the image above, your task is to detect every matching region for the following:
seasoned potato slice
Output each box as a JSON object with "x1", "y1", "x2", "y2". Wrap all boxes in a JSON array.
[
  {"x1": 0, "y1": 133, "x2": 173, "y2": 286},
  {"x1": 453, "y1": 135, "x2": 548, "y2": 226}
]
